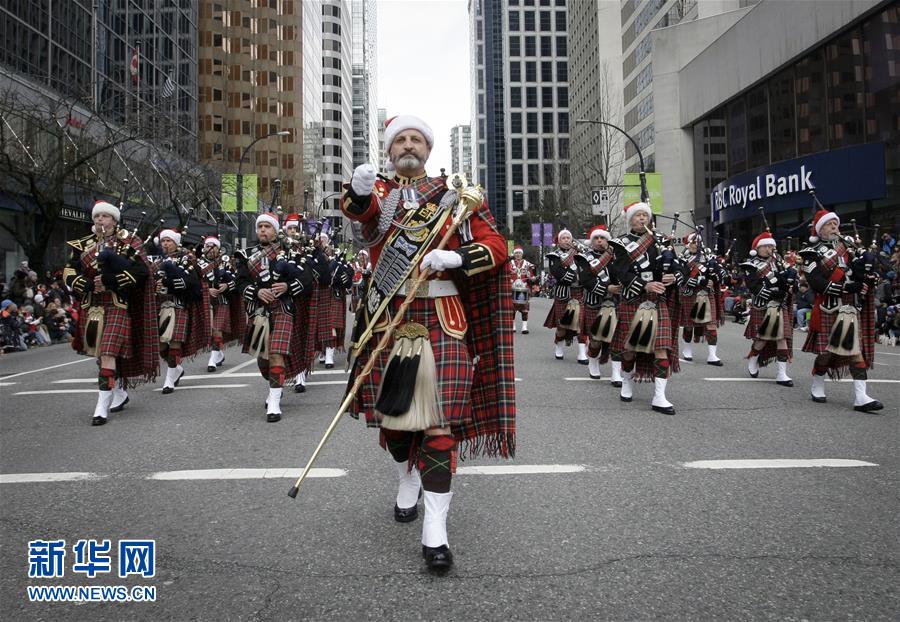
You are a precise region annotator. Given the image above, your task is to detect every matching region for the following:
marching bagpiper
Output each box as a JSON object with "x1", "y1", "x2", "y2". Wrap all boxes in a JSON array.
[
  {"x1": 313, "y1": 234, "x2": 353, "y2": 369},
  {"x1": 350, "y1": 249, "x2": 372, "y2": 314},
  {"x1": 63, "y1": 200, "x2": 159, "y2": 425},
  {"x1": 740, "y1": 231, "x2": 796, "y2": 386},
  {"x1": 575, "y1": 225, "x2": 623, "y2": 382},
  {"x1": 678, "y1": 233, "x2": 727, "y2": 366},
  {"x1": 508, "y1": 246, "x2": 536, "y2": 334},
  {"x1": 609, "y1": 202, "x2": 686, "y2": 415},
  {"x1": 198, "y1": 236, "x2": 243, "y2": 372},
  {"x1": 799, "y1": 209, "x2": 882, "y2": 412},
  {"x1": 543, "y1": 229, "x2": 588, "y2": 363},
  {"x1": 236, "y1": 213, "x2": 317, "y2": 421},
  {"x1": 154, "y1": 229, "x2": 210, "y2": 395}
]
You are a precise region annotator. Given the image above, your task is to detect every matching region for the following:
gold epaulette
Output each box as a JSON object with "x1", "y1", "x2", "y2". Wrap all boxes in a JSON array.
[{"x1": 67, "y1": 233, "x2": 96, "y2": 252}]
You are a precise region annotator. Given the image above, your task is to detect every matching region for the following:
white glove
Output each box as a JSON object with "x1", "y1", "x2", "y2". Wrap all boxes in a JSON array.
[
  {"x1": 351, "y1": 163, "x2": 377, "y2": 196},
  {"x1": 420, "y1": 249, "x2": 463, "y2": 272}
]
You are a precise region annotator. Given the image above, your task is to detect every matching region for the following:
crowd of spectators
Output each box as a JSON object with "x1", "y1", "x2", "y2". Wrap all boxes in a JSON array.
[{"x1": 0, "y1": 262, "x2": 77, "y2": 354}]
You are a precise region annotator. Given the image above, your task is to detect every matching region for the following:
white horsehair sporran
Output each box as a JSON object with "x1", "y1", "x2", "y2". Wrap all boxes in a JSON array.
[
  {"x1": 158, "y1": 301, "x2": 177, "y2": 344},
  {"x1": 626, "y1": 301, "x2": 658, "y2": 354},
  {"x1": 84, "y1": 306, "x2": 105, "y2": 357},
  {"x1": 377, "y1": 322, "x2": 441, "y2": 432},
  {"x1": 249, "y1": 308, "x2": 270, "y2": 360},
  {"x1": 826, "y1": 305, "x2": 862, "y2": 357},
  {"x1": 690, "y1": 290, "x2": 712, "y2": 324},
  {"x1": 757, "y1": 300, "x2": 785, "y2": 341},
  {"x1": 592, "y1": 300, "x2": 618, "y2": 343},
  {"x1": 559, "y1": 298, "x2": 581, "y2": 331}
]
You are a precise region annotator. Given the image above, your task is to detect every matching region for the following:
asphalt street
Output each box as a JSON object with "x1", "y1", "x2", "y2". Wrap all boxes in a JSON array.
[{"x1": 1, "y1": 296, "x2": 898, "y2": 621}]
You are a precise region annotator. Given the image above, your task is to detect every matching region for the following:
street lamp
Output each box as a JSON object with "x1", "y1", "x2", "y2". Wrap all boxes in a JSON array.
[
  {"x1": 575, "y1": 119, "x2": 648, "y2": 204},
  {"x1": 236, "y1": 129, "x2": 290, "y2": 247}
]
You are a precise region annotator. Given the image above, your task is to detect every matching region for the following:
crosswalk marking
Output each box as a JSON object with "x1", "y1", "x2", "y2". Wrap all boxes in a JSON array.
[
  {"x1": 457, "y1": 464, "x2": 585, "y2": 475},
  {"x1": 148, "y1": 468, "x2": 347, "y2": 480},
  {"x1": 702, "y1": 378, "x2": 900, "y2": 383},
  {"x1": 14, "y1": 389, "x2": 99, "y2": 395},
  {"x1": 682, "y1": 459, "x2": 878, "y2": 469},
  {"x1": 152, "y1": 384, "x2": 249, "y2": 392},
  {"x1": 0, "y1": 472, "x2": 106, "y2": 483}
]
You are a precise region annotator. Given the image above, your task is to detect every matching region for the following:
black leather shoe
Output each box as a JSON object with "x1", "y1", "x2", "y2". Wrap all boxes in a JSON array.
[
  {"x1": 161, "y1": 386, "x2": 175, "y2": 395},
  {"x1": 707, "y1": 360, "x2": 724, "y2": 367},
  {"x1": 577, "y1": 359, "x2": 589, "y2": 366},
  {"x1": 589, "y1": 373, "x2": 601, "y2": 380},
  {"x1": 217, "y1": 355, "x2": 225, "y2": 367},
  {"x1": 810, "y1": 395, "x2": 827, "y2": 403},
  {"x1": 521, "y1": 329, "x2": 529, "y2": 334},
  {"x1": 854, "y1": 400, "x2": 883, "y2": 413},
  {"x1": 91, "y1": 416, "x2": 107, "y2": 426},
  {"x1": 394, "y1": 504, "x2": 418, "y2": 523},
  {"x1": 749, "y1": 371, "x2": 759, "y2": 378},
  {"x1": 325, "y1": 363, "x2": 334, "y2": 369},
  {"x1": 266, "y1": 412, "x2": 282, "y2": 423},
  {"x1": 611, "y1": 380, "x2": 622, "y2": 388},
  {"x1": 422, "y1": 545, "x2": 453, "y2": 572},
  {"x1": 619, "y1": 395, "x2": 632, "y2": 403},
  {"x1": 294, "y1": 384, "x2": 306, "y2": 393},
  {"x1": 652, "y1": 404, "x2": 676, "y2": 415},
  {"x1": 207, "y1": 365, "x2": 216, "y2": 372},
  {"x1": 683, "y1": 356, "x2": 693, "y2": 361},
  {"x1": 109, "y1": 396, "x2": 129, "y2": 413},
  {"x1": 776, "y1": 379, "x2": 794, "y2": 387},
  {"x1": 555, "y1": 355, "x2": 564, "y2": 360}
]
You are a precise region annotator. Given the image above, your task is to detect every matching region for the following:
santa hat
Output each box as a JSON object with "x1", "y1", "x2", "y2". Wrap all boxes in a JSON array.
[
  {"x1": 809, "y1": 209, "x2": 839, "y2": 243},
  {"x1": 749, "y1": 231, "x2": 776, "y2": 256},
  {"x1": 159, "y1": 228, "x2": 182, "y2": 246},
  {"x1": 256, "y1": 212, "x2": 280, "y2": 232},
  {"x1": 624, "y1": 201, "x2": 652, "y2": 222},
  {"x1": 204, "y1": 236, "x2": 221, "y2": 248},
  {"x1": 357, "y1": 249, "x2": 369, "y2": 257},
  {"x1": 384, "y1": 115, "x2": 434, "y2": 154},
  {"x1": 283, "y1": 213, "x2": 302, "y2": 228},
  {"x1": 555, "y1": 228, "x2": 572, "y2": 245},
  {"x1": 319, "y1": 232, "x2": 330, "y2": 245},
  {"x1": 683, "y1": 232, "x2": 700, "y2": 245},
  {"x1": 513, "y1": 245, "x2": 524, "y2": 254},
  {"x1": 588, "y1": 224, "x2": 611, "y2": 241},
  {"x1": 91, "y1": 200, "x2": 120, "y2": 222}
]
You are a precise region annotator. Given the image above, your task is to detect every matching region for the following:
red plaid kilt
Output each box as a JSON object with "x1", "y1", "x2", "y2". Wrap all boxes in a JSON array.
[
  {"x1": 611, "y1": 294, "x2": 679, "y2": 381},
  {"x1": 802, "y1": 293, "x2": 875, "y2": 377},
  {"x1": 580, "y1": 304, "x2": 601, "y2": 340},
  {"x1": 211, "y1": 302, "x2": 231, "y2": 336},
  {"x1": 268, "y1": 306, "x2": 294, "y2": 355},
  {"x1": 81, "y1": 304, "x2": 133, "y2": 359},
  {"x1": 743, "y1": 305, "x2": 793, "y2": 366},
  {"x1": 542, "y1": 287, "x2": 584, "y2": 328},
  {"x1": 351, "y1": 297, "x2": 472, "y2": 428},
  {"x1": 159, "y1": 306, "x2": 190, "y2": 344},
  {"x1": 678, "y1": 290, "x2": 719, "y2": 327},
  {"x1": 315, "y1": 286, "x2": 347, "y2": 351}
]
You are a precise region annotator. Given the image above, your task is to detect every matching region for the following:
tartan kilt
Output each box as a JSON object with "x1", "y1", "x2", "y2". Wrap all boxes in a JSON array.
[
  {"x1": 350, "y1": 297, "x2": 472, "y2": 428},
  {"x1": 580, "y1": 304, "x2": 601, "y2": 340},
  {"x1": 81, "y1": 305, "x2": 133, "y2": 359},
  {"x1": 162, "y1": 307, "x2": 190, "y2": 344},
  {"x1": 316, "y1": 287, "x2": 347, "y2": 351},
  {"x1": 611, "y1": 295, "x2": 679, "y2": 381},
  {"x1": 268, "y1": 306, "x2": 294, "y2": 355},
  {"x1": 211, "y1": 303, "x2": 231, "y2": 336},
  {"x1": 543, "y1": 288, "x2": 584, "y2": 328},
  {"x1": 679, "y1": 290, "x2": 719, "y2": 326},
  {"x1": 744, "y1": 305, "x2": 793, "y2": 366}
]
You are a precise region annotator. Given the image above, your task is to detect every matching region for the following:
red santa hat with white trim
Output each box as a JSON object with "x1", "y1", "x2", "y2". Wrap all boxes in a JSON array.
[
  {"x1": 555, "y1": 228, "x2": 572, "y2": 245},
  {"x1": 513, "y1": 245, "x2": 524, "y2": 254},
  {"x1": 91, "y1": 200, "x2": 120, "y2": 222},
  {"x1": 588, "y1": 224, "x2": 611, "y2": 241},
  {"x1": 384, "y1": 115, "x2": 434, "y2": 155},
  {"x1": 749, "y1": 231, "x2": 776, "y2": 256},
  {"x1": 683, "y1": 232, "x2": 700, "y2": 245},
  {"x1": 159, "y1": 228, "x2": 182, "y2": 246},
  {"x1": 809, "y1": 209, "x2": 839, "y2": 243},
  {"x1": 203, "y1": 236, "x2": 221, "y2": 248},
  {"x1": 283, "y1": 213, "x2": 302, "y2": 229},
  {"x1": 255, "y1": 212, "x2": 280, "y2": 232},
  {"x1": 624, "y1": 201, "x2": 652, "y2": 223}
]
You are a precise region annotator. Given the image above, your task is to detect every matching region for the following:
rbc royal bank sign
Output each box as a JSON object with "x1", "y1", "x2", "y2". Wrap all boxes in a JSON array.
[{"x1": 711, "y1": 143, "x2": 886, "y2": 226}]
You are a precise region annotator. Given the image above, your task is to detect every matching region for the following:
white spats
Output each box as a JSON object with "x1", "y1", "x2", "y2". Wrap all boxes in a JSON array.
[
  {"x1": 266, "y1": 387, "x2": 283, "y2": 415},
  {"x1": 421, "y1": 490, "x2": 452, "y2": 548},
  {"x1": 521, "y1": 320, "x2": 528, "y2": 333},
  {"x1": 610, "y1": 361, "x2": 623, "y2": 383},
  {"x1": 162, "y1": 364, "x2": 184, "y2": 390},
  {"x1": 110, "y1": 386, "x2": 129, "y2": 410},
  {"x1": 620, "y1": 370, "x2": 634, "y2": 400},
  {"x1": 682, "y1": 342, "x2": 693, "y2": 360},
  {"x1": 748, "y1": 354, "x2": 760, "y2": 377},
  {"x1": 577, "y1": 342, "x2": 588, "y2": 363},
  {"x1": 395, "y1": 460, "x2": 421, "y2": 509},
  {"x1": 92, "y1": 390, "x2": 113, "y2": 421},
  {"x1": 296, "y1": 371, "x2": 307, "y2": 386},
  {"x1": 588, "y1": 356, "x2": 601, "y2": 379},
  {"x1": 811, "y1": 374, "x2": 827, "y2": 400},
  {"x1": 776, "y1": 361, "x2": 792, "y2": 383},
  {"x1": 853, "y1": 379, "x2": 875, "y2": 406},
  {"x1": 652, "y1": 377, "x2": 673, "y2": 410},
  {"x1": 207, "y1": 350, "x2": 224, "y2": 370},
  {"x1": 707, "y1": 344, "x2": 721, "y2": 364},
  {"x1": 554, "y1": 343, "x2": 564, "y2": 359},
  {"x1": 324, "y1": 347, "x2": 335, "y2": 367}
]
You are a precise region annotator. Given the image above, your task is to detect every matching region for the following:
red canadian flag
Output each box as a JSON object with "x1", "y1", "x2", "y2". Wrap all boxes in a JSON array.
[{"x1": 130, "y1": 47, "x2": 139, "y2": 85}]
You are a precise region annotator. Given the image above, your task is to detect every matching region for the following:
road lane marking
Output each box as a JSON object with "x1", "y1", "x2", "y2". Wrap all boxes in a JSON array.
[
  {"x1": 13, "y1": 389, "x2": 100, "y2": 395},
  {"x1": 682, "y1": 459, "x2": 878, "y2": 469},
  {"x1": 1, "y1": 472, "x2": 106, "y2": 483},
  {"x1": 875, "y1": 351, "x2": 900, "y2": 357},
  {"x1": 702, "y1": 378, "x2": 900, "y2": 383},
  {"x1": 54, "y1": 369, "x2": 352, "y2": 383},
  {"x1": 564, "y1": 377, "x2": 596, "y2": 382},
  {"x1": 0, "y1": 382, "x2": 17, "y2": 386},
  {"x1": 0, "y1": 358, "x2": 92, "y2": 380},
  {"x1": 152, "y1": 384, "x2": 249, "y2": 392},
  {"x1": 148, "y1": 468, "x2": 347, "y2": 480},
  {"x1": 457, "y1": 464, "x2": 586, "y2": 475},
  {"x1": 219, "y1": 357, "x2": 258, "y2": 375}
]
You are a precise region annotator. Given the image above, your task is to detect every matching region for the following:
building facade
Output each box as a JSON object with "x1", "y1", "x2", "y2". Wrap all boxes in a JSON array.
[
  {"x1": 320, "y1": 0, "x2": 353, "y2": 232},
  {"x1": 301, "y1": 0, "x2": 323, "y2": 215},
  {"x1": 351, "y1": 0, "x2": 378, "y2": 169},
  {"x1": 377, "y1": 106, "x2": 387, "y2": 170},
  {"x1": 198, "y1": 0, "x2": 304, "y2": 216},
  {"x1": 652, "y1": 0, "x2": 898, "y2": 256},
  {"x1": 470, "y1": 0, "x2": 570, "y2": 235},
  {"x1": 449, "y1": 124, "x2": 473, "y2": 179}
]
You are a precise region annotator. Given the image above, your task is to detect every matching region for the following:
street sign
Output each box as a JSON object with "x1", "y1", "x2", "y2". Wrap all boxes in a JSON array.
[
  {"x1": 542, "y1": 223, "x2": 554, "y2": 246},
  {"x1": 531, "y1": 223, "x2": 541, "y2": 246},
  {"x1": 591, "y1": 186, "x2": 610, "y2": 216}
]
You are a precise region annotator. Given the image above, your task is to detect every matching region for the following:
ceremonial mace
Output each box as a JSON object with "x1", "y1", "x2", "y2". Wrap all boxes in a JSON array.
[{"x1": 288, "y1": 174, "x2": 482, "y2": 499}]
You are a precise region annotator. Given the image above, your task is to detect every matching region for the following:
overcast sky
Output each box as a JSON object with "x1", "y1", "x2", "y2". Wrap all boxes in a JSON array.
[{"x1": 376, "y1": 0, "x2": 471, "y2": 176}]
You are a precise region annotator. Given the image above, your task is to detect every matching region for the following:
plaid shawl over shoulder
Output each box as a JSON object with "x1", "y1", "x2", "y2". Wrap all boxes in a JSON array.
[
  {"x1": 116, "y1": 237, "x2": 160, "y2": 386},
  {"x1": 452, "y1": 206, "x2": 516, "y2": 460}
]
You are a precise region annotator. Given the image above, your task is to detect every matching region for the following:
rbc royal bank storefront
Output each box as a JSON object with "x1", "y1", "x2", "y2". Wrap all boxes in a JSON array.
[{"x1": 710, "y1": 143, "x2": 891, "y2": 255}]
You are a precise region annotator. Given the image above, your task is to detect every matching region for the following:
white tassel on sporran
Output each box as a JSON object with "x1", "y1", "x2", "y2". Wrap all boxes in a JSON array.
[
  {"x1": 378, "y1": 322, "x2": 441, "y2": 432},
  {"x1": 757, "y1": 300, "x2": 785, "y2": 341},
  {"x1": 591, "y1": 301, "x2": 618, "y2": 343},
  {"x1": 158, "y1": 302, "x2": 177, "y2": 344},
  {"x1": 249, "y1": 309, "x2": 270, "y2": 360},
  {"x1": 626, "y1": 301, "x2": 658, "y2": 354},
  {"x1": 826, "y1": 305, "x2": 862, "y2": 357},
  {"x1": 690, "y1": 291, "x2": 712, "y2": 324},
  {"x1": 559, "y1": 298, "x2": 581, "y2": 332},
  {"x1": 84, "y1": 306, "x2": 105, "y2": 357}
]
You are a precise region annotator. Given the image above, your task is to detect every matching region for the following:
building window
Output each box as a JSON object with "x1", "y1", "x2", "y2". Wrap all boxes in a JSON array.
[
  {"x1": 746, "y1": 85, "x2": 769, "y2": 168},
  {"x1": 727, "y1": 99, "x2": 747, "y2": 175},
  {"x1": 542, "y1": 112, "x2": 554, "y2": 133},
  {"x1": 511, "y1": 138, "x2": 523, "y2": 159},
  {"x1": 510, "y1": 87, "x2": 522, "y2": 108},
  {"x1": 556, "y1": 35, "x2": 567, "y2": 57},
  {"x1": 525, "y1": 36, "x2": 536, "y2": 56},
  {"x1": 527, "y1": 112, "x2": 539, "y2": 133},
  {"x1": 512, "y1": 164, "x2": 523, "y2": 185},
  {"x1": 826, "y1": 27, "x2": 865, "y2": 149},
  {"x1": 540, "y1": 10, "x2": 551, "y2": 30},
  {"x1": 524, "y1": 11, "x2": 535, "y2": 31},
  {"x1": 509, "y1": 11, "x2": 520, "y2": 31},
  {"x1": 526, "y1": 87, "x2": 537, "y2": 107},
  {"x1": 511, "y1": 113, "x2": 523, "y2": 134},
  {"x1": 557, "y1": 86, "x2": 568, "y2": 108},
  {"x1": 541, "y1": 61, "x2": 552, "y2": 82},
  {"x1": 541, "y1": 86, "x2": 553, "y2": 107},
  {"x1": 769, "y1": 67, "x2": 796, "y2": 162},
  {"x1": 527, "y1": 138, "x2": 539, "y2": 159},
  {"x1": 525, "y1": 61, "x2": 537, "y2": 82},
  {"x1": 795, "y1": 48, "x2": 827, "y2": 156},
  {"x1": 510, "y1": 62, "x2": 521, "y2": 82},
  {"x1": 540, "y1": 36, "x2": 552, "y2": 56},
  {"x1": 863, "y1": 5, "x2": 900, "y2": 145}
]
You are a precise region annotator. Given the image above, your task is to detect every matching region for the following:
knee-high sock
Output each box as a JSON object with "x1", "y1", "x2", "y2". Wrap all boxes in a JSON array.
[
  {"x1": 417, "y1": 434, "x2": 456, "y2": 494},
  {"x1": 849, "y1": 360, "x2": 867, "y2": 381},
  {"x1": 776, "y1": 349, "x2": 789, "y2": 363},
  {"x1": 381, "y1": 429, "x2": 416, "y2": 463},
  {"x1": 654, "y1": 358, "x2": 670, "y2": 379},
  {"x1": 165, "y1": 347, "x2": 182, "y2": 369},
  {"x1": 268, "y1": 365, "x2": 285, "y2": 388},
  {"x1": 257, "y1": 359, "x2": 270, "y2": 381},
  {"x1": 98, "y1": 368, "x2": 116, "y2": 391},
  {"x1": 706, "y1": 330, "x2": 717, "y2": 346},
  {"x1": 621, "y1": 356, "x2": 635, "y2": 373},
  {"x1": 682, "y1": 327, "x2": 693, "y2": 342}
]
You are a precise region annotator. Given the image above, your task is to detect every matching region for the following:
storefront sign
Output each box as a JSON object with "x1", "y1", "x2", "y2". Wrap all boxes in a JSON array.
[
  {"x1": 59, "y1": 207, "x2": 91, "y2": 223},
  {"x1": 711, "y1": 143, "x2": 886, "y2": 225}
]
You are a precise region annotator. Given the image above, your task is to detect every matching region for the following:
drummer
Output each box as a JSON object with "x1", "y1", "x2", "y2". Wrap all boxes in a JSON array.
[{"x1": 508, "y1": 246, "x2": 537, "y2": 334}]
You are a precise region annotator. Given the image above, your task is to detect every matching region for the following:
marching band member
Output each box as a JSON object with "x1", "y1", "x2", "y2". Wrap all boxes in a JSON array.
[
  {"x1": 679, "y1": 233, "x2": 727, "y2": 366},
  {"x1": 800, "y1": 209, "x2": 882, "y2": 412},
  {"x1": 508, "y1": 246, "x2": 536, "y2": 334},
  {"x1": 609, "y1": 202, "x2": 686, "y2": 415},
  {"x1": 154, "y1": 229, "x2": 209, "y2": 395},
  {"x1": 63, "y1": 200, "x2": 159, "y2": 425},
  {"x1": 341, "y1": 114, "x2": 515, "y2": 572},
  {"x1": 576, "y1": 225, "x2": 622, "y2": 381},
  {"x1": 740, "y1": 232, "x2": 795, "y2": 386},
  {"x1": 198, "y1": 236, "x2": 242, "y2": 372},
  {"x1": 236, "y1": 213, "x2": 316, "y2": 422},
  {"x1": 313, "y1": 234, "x2": 352, "y2": 369},
  {"x1": 543, "y1": 229, "x2": 588, "y2": 363},
  {"x1": 350, "y1": 249, "x2": 372, "y2": 314}
]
